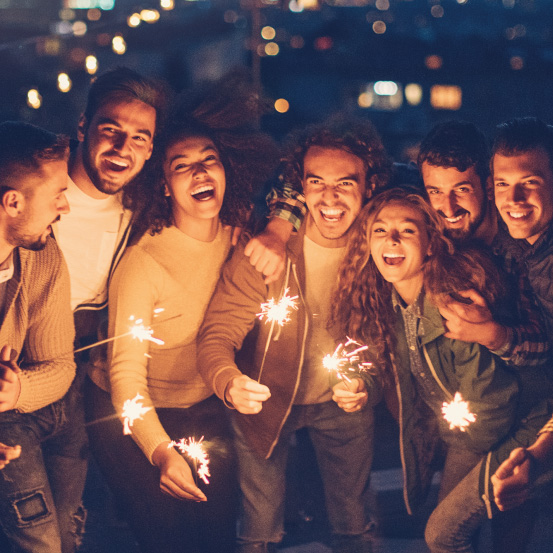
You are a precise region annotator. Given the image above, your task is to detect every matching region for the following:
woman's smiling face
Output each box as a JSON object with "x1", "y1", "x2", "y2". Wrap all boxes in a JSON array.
[{"x1": 370, "y1": 202, "x2": 430, "y2": 298}]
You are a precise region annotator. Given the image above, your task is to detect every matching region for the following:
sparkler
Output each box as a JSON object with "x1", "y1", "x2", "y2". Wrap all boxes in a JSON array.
[
  {"x1": 121, "y1": 393, "x2": 153, "y2": 435},
  {"x1": 442, "y1": 392, "x2": 476, "y2": 431},
  {"x1": 323, "y1": 337, "x2": 373, "y2": 384},
  {"x1": 169, "y1": 437, "x2": 211, "y2": 485},
  {"x1": 73, "y1": 310, "x2": 180, "y2": 354},
  {"x1": 257, "y1": 288, "x2": 298, "y2": 327}
]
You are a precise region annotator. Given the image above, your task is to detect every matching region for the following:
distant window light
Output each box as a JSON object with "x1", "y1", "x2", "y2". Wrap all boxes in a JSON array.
[
  {"x1": 87, "y1": 8, "x2": 101, "y2": 20},
  {"x1": 510, "y1": 56, "x2": 524, "y2": 70},
  {"x1": 274, "y1": 98, "x2": 290, "y2": 113},
  {"x1": 265, "y1": 42, "x2": 280, "y2": 56},
  {"x1": 358, "y1": 92, "x2": 373, "y2": 109},
  {"x1": 27, "y1": 89, "x2": 42, "y2": 109},
  {"x1": 112, "y1": 35, "x2": 126, "y2": 55},
  {"x1": 404, "y1": 83, "x2": 423, "y2": 106},
  {"x1": 430, "y1": 85, "x2": 462, "y2": 110},
  {"x1": 374, "y1": 81, "x2": 398, "y2": 96},
  {"x1": 86, "y1": 55, "x2": 98, "y2": 74},
  {"x1": 160, "y1": 0, "x2": 174, "y2": 10},
  {"x1": 261, "y1": 26, "x2": 276, "y2": 40},
  {"x1": 372, "y1": 20, "x2": 386, "y2": 34},
  {"x1": 72, "y1": 21, "x2": 87, "y2": 36},
  {"x1": 375, "y1": 0, "x2": 389, "y2": 10},
  {"x1": 57, "y1": 73, "x2": 72, "y2": 93},
  {"x1": 64, "y1": 0, "x2": 114, "y2": 9},
  {"x1": 128, "y1": 13, "x2": 141, "y2": 27},
  {"x1": 425, "y1": 55, "x2": 443, "y2": 70}
]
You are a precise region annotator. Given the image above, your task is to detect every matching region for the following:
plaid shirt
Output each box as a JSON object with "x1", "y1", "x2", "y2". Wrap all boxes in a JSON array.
[
  {"x1": 539, "y1": 415, "x2": 553, "y2": 435},
  {"x1": 267, "y1": 176, "x2": 306, "y2": 232}
]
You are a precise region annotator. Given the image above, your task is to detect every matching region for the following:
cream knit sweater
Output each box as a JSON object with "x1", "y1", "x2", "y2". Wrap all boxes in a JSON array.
[{"x1": 89, "y1": 224, "x2": 231, "y2": 463}]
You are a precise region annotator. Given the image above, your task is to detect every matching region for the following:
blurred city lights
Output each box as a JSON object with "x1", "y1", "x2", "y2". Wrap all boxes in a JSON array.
[
  {"x1": 57, "y1": 73, "x2": 72, "y2": 93},
  {"x1": 85, "y1": 55, "x2": 98, "y2": 74},
  {"x1": 112, "y1": 35, "x2": 127, "y2": 55},
  {"x1": 160, "y1": 0, "x2": 175, "y2": 10},
  {"x1": 27, "y1": 89, "x2": 42, "y2": 109},
  {"x1": 87, "y1": 9, "x2": 102, "y2": 21},
  {"x1": 141, "y1": 10, "x2": 160, "y2": 23},
  {"x1": 372, "y1": 21, "x2": 386, "y2": 34},
  {"x1": 404, "y1": 83, "x2": 423, "y2": 106},
  {"x1": 128, "y1": 13, "x2": 141, "y2": 27},
  {"x1": 425, "y1": 54, "x2": 443, "y2": 70},
  {"x1": 261, "y1": 26, "x2": 276, "y2": 40},
  {"x1": 375, "y1": 0, "x2": 389, "y2": 11},
  {"x1": 431, "y1": 5, "x2": 444, "y2": 18},
  {"x1": 430, "y1": 85, "x2": 462, "y2": 110},
  {"x1": 358, "y1": 92, "x2": 373, "y2": 108},
  {"x1": 274, "y1": 98, "x2": 289, "y2": 113},
  {"x1": 510, "y1": 56, "x2": 524, "y2": 70},
  {"x1": 290, "y1": 35, "x2": 305, "y2": 48},
  {"x1": 265, "y1": 42, "x2": 280, "y2": 56},
  {"x1": 374, "y1": 81, "x2": 398, "y2": 96},
  {"x1": 72, "y1": 21, "x2": 87, "y2": 36}
]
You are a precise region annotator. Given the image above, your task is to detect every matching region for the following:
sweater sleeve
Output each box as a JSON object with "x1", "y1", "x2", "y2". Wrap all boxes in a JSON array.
[
  {"x1": 107, "y1": 246, "x2": 171, "y2": 464},
  {"x1": 197, "y1": 241, "x2": 268, "y2": 403},
  {"x1": 16, "y1": 239, "x2": 76, "y2": 412}
]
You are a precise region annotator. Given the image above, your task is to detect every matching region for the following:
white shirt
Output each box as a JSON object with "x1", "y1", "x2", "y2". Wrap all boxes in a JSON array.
[{"x1": 56, "y1": 177, "x2": 124, "y2": 310}]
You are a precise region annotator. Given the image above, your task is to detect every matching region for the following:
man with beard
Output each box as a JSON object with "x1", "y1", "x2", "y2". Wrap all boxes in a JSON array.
[
  {"x1": 0, "y1": 122, "x2": 87, "y2": 553},
  {"x1": 417, "y1": 120, "x2": 549, "y2": 369},
  {"x1": 198, "y1": 118, "x2": 391, "y2": 553},
  {"x1": 52, "y1": 67, "x2": 166, "y2": 352}
]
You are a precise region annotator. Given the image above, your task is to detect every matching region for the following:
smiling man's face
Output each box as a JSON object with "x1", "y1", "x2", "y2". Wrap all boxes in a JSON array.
[
  {"x1": 302, "y1": 146, "x2": 367, "y2": 248},
  {"x1": 78, "y1": 98, "x2": 156, "y2": 196}
]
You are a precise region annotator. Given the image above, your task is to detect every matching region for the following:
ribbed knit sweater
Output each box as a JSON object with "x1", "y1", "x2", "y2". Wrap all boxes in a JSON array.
[
  {"x1": 0, "y1": 237, "x2": 76, "y2": 413},
  {"x1": 89, "y1": 224, "x2": 231, "y2": 463}
]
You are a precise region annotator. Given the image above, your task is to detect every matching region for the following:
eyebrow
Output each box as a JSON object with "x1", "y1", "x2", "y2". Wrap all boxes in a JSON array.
[
  {"x1": 374, "y1": 217, "x2": 420, "y2": 225},
  {"x1": 167, "y1": 146, "x2": 218, "y2": 166},
  {"x1": 425, "y1": 181, "x2": 474, "y2": 189},
  {"x1": 304, "y1": 172, "x2": 360, "y2": 182},
  {"x1": 96, "y1": 117, "x2": 153, "y2": 139}
]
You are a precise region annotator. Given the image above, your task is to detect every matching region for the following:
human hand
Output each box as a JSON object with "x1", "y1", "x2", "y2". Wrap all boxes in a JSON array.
[
  {"x1": 244, "y1": 218, "x2": 292, "y2": 284},
  {"x1": 0, "y1": 345, "x2": 21, "y2": 412},
  {"x1": 0, "y1": 442, "x2": 21, "y2": 469},
  {"x1": 491, "y1": 448, "x2": 532, "y2": 511},
  {"x1": 226, "y1": 375, "x2": 271, "y2": 414},
  {"x1": 438, "y1": 290, "x2": 507, "y2": 350},
  {"x1": 152, "y1": 442, "x2": 207, "y2": 502},
  {"x1": 332, "y1": 378, "x2": 368, "y2": 413}
]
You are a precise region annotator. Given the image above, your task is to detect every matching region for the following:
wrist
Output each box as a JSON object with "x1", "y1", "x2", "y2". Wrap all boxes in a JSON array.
[
  {"x1": 485, "y1": 323, "x2": 511, "y2": 352},
  {"x1": 266, "y1": 217, "x2": 293, "y2": 243}
]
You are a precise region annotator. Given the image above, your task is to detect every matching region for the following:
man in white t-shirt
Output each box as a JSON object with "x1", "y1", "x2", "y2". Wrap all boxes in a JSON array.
[{"x1": 52, "y1": 68, "x2": 167, "y2": 349}]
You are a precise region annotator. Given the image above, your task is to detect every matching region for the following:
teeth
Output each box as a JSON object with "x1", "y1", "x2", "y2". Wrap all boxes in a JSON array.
[
  {"x1": 508, "y1": 211, "x2": 529, "y2": 219},
  {"x1": 384, "y1": 253, "x2": 405, "y2": 258},
  {"x1": 446, "y1": 214, "x2": 464, "y2": 223},
  {"x1": 108, "y1": 158, "x2": 128, "y2": 168},
  {"x1": 320, "y1": 207, "x2": 343, "y2": 218},
  {"x1": 191, "y1": 185, "x2": 214, "y2": 196}
]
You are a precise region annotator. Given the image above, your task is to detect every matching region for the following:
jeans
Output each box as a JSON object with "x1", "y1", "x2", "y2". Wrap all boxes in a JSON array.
[
  {"x1": 425, "y1": 460, "x2": 487, "y2": 553},
  {"x1": 0, "y1": 381, "x2": 88, "y2": 553},
  {"x1": 233, "y1": 401, "x2": 374, "y2": 552},
  {"x1": 85, "y1": 378, "x2": 238, "y2": 553}
]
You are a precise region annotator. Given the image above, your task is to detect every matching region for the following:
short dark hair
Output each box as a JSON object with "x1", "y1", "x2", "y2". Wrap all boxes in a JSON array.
[
  {"x1": 281, "y1": 116, "x2": 392, "y2": 201},
  {"x1": 492, "y1": 117, "x2": 553, "y2": 172},
  {"x1": 83, "y1": 67, "x2": 168, "y2": 134},
  {"x1": 418, "y1": 120, "x2": 490, "y2": 188},
  {"x1": 0, "y1": 121, "x2": 69, "y2": 196}
]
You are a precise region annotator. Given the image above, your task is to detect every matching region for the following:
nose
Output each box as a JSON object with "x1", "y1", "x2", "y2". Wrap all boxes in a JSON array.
[
  {"x1": 386, "y1": 229, "x2": 400, "y2": 244},
  {"x1": 192, "y1": 163, "x2": 208, "y2": 178},
  {"x1": 58, "y1": 193, "x2": 70, "y2": 215},
  {"x1": 321, "y1": 185, "x2": 339, "y2": 203},
  {"x1": 112, "y1": 132, "x2": 131, "y2": 154},
  {"x1": 441, "y1": 192, "x2": 458, "y2": 217},
  {"x1": 507, "y1": 183, "x2": 526, "y2": 203}
]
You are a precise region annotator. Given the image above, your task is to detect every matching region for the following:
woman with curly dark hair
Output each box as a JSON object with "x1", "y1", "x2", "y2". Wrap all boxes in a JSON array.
[
  {"x1": 330, "y1": 188, "x2": 529, "y2": 553},
  {"x1": 85, "y1": 76, "x2": 276, "y2": 553}
]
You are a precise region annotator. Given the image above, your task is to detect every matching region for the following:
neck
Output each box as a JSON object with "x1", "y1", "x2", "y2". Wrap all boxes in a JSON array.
[
  {"x1": 0, "y1": 235, "x2": 15, "y2": 267},
  {"x1": 173, "y1": 213, "x2": 219, "y2": 242},
  {"x1": 473, "y1": 201, "x2": 498, "y2": 245},
  {"x1": 68, "y1": 146, "x2": 110, "y2": 200},
  {"x1": 393, "y1": 275, "x2": 423, "y2": 306}
]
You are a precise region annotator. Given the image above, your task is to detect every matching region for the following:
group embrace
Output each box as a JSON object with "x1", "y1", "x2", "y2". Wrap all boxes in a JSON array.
[{"x1": 0, "y1": 67, "x2": 552, "y2": 553}]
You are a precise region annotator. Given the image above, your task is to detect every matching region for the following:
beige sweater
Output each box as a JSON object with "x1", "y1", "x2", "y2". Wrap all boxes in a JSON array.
[
  {"x1": 0, "y1": 237, "x2": 76, "y2": 413},
  {"x1": 89, "y1": 224, "x2": 231, "y2": 463}
]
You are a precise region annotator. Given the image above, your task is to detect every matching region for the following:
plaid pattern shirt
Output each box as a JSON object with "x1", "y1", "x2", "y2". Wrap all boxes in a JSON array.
[
  {"x1": 539, "y1": 415, "x2": 553, "y2": 435},
  {"x1": 266, "y1": 176, "x2": 306, "y2": 232}
]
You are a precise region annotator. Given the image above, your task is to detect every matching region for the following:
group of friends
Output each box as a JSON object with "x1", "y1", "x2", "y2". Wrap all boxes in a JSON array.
[{"x1": 0, "y1": 66, "x2": 552, "y2": 553}]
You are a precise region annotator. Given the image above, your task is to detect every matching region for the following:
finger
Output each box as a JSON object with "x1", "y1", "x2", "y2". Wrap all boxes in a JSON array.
[
  {"x1": 0, "y1": 366, "x2": 18, "y2": 383},
  {"x1": 0, "y1": 346, "x2": 11, "y2": 363},
  {"x1": 494, "y1": 449, "x2": 527, "y2": 480},
  {"x1": 231, "y1": 226, "x2": 243, "y2": 246},
  {"x1": 459, "y1": 289, "x2": 487, "y2": 307},
  {"x1": 240, "y1": 379, "x2": 271, "y2": 396},
  {"x1": 264, "y1": 261, "x2": 285, "y2": 284},
  {"x1": 161, "y1": 477, "x2": 207, "y2": 502}
]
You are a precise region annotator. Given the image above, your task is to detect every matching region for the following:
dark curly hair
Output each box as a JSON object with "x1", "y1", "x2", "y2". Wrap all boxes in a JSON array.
[
  {"x1": 128, "y1": 72, "x2": 277, "y2": 238},
  {"x1": 280, "y1": 115, "x2": 392, "y2": 202}
]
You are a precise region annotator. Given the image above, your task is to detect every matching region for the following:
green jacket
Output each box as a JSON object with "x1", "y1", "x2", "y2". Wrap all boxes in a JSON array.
[{"x1": 388, "y1": 293, "x2": 520, "y2": 515}]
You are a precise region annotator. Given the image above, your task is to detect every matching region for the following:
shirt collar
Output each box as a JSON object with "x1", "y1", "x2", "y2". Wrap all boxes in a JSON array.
[{"x1": 0, "y1": 252, "x2": 14, "y2": 284}]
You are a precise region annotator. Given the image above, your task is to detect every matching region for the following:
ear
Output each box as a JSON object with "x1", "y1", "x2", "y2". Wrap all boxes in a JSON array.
[
  {"x1": 77, "y1": 114, "x2": 87, "y2": 142},
  {"x1": 485, "y1": 176, "x2": 494, "y2": 201},
  {"x1": 163, "y1": 182, "x2": 171, "y2": 197},
  {"x1": 145, "y1": 140, "x2": 154, "y2": 161},
  {"x1": 365, "y1": 177, "x2": 377, "y2": 199},
  {"x1": 2, "y1": 189, "x2": 25, "y2": 217}
]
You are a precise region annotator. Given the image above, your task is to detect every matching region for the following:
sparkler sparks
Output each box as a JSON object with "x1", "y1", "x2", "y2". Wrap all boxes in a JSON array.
[
  {"x1": 128, "y1": 315, "x2": 165, "y2": 345},
  {"x1": 257, "y1": 288, "x2": 298, "y2": 327},
  {"x1": 169, "y1": 437, "x2": 211, "y2": 485},
  {"x1": 442, "y1": 392, "x2": 476, "y2": 431},
  {"x1": 323, "y1": 337, "x2": 373, "y2": 383},
  {"x1": 121, "y1": 393, "x2": 152, "y2": 435}
]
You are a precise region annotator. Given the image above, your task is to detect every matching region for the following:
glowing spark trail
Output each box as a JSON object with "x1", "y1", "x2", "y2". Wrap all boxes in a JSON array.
[
  {"x1": 257, "y1": 288, "x2": 298, "y2": 327},
  {"x1": 169, "y1": 437, "x2": 211, "y2": 485},
  {"x1": 121, "y1": 393, "x2": 152, "y2": 435},
  {"x1": 442, "y1": 392, "x2": 476, "y2": 431},
  {"x1": 323, "y1": 337, "x2": 373, "y2": 383}
]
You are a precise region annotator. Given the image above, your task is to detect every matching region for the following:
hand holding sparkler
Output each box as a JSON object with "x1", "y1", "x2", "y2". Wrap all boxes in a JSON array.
[
  {"x1": 332, "y1": 379, "x2": 368, "y2": 413},
  {"x1": 152, "y1": 441, "x2": 206, "y2": 502},
  {"x1": 226, "y1": 375, "x2": 271, "y2": 414}
]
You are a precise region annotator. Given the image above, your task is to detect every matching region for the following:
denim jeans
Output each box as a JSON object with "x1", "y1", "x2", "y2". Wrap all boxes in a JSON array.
[
  {"x1": 233, "y1": 401, "x2": 374, "y2": 551},
  {"x1": 85, "y1": 378, "x2": 238, "y2": 553},
  {"x1": 0, "y1": 381, "x2": 88, "y2": 553},
  {"x1": 425, "y1": 460, "x2": 487, "y2": 553}
]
